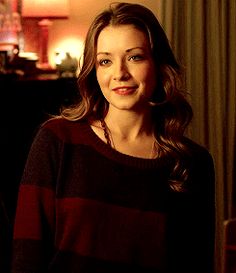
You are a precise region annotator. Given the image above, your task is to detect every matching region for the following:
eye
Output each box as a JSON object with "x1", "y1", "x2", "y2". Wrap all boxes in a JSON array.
[
  {"x1": 129, "y1": 54, "x2": 145, "y2": 61},
  {"x1": 98, "y1": 59, "x2": 111, "y2": 66}
]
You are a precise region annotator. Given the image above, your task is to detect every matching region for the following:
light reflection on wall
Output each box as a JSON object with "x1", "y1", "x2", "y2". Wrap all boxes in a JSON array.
[{"x1": 49, "y1": 37, "x2": 84, "y2": 69}]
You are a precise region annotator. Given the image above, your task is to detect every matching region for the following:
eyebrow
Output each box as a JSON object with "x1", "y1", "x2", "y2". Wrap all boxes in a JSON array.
[{"x1": 96, "y1": 47, "x2": 145, "y2": 56}]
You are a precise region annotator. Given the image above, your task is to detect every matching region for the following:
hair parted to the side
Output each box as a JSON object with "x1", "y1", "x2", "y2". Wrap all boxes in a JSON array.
[{"x1": 61, "y1": 2, "x2": 194, "y2": 191}]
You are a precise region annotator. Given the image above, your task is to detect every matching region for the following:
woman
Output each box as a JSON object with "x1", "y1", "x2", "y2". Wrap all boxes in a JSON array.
[{"x1": 12, "y1": 3, "x2": 215, "y2": 273}]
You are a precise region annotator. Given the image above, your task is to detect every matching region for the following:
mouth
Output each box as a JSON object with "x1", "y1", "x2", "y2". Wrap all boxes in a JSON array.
[{"x1": 112, "y1": 86, "x2": 137, "y2": 95}]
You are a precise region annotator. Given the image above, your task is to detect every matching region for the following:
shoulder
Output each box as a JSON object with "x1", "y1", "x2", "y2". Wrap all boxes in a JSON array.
[
  {"x1": 184, "y1": 137, "x2": 213, "y2": 164},
  {"x1": 26, "y1": 118, "x2": 92, "y2": 170},
  {"x1": 183, "y1": 137, "x2": 215, "y2": 188},
  {"x1": 41, "y1": 117, "x2": 84, "y2": 131},
  {"x1": 38, "y1": 117, "x2": 90, "y2": 144}
]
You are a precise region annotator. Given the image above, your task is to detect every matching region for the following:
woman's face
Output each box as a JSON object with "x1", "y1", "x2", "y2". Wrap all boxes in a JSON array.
[{"x1": 95, "y1": 24, "x2": 157, "y2": 112}]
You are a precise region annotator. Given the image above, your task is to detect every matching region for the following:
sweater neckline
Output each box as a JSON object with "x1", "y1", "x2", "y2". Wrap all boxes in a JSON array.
[{"x1": 80, "y1": 120, "x2": 166, "y2": 169}]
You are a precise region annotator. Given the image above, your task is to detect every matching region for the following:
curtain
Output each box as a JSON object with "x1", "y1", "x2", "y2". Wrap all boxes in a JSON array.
[{"x1": 160, "y1": 1, "x2": 236, "y2": 273}]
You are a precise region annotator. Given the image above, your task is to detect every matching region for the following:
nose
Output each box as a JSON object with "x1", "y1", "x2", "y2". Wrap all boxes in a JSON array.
[{"x1": 113, "y1": 60, "x2": 130, "y2": 81}]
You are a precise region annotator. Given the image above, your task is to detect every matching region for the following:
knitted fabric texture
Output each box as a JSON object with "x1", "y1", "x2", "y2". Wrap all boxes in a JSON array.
[{"x1": 12, "y1": 118, "x2": 215, "y2": 273}]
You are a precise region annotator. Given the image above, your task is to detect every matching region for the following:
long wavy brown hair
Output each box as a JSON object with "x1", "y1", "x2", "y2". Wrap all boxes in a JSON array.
[{"x1": 61, "y1": 2, "x2": 193, "y2": 191}]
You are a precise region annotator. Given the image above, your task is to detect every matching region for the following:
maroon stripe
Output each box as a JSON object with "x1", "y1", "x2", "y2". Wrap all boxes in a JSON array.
[
  {"x1": 14, "y1": 185, "x2": 167, "y2": 268},
  {"x1": 14, "y1": 185, "x2": 55, "y2": 239},
  {"x1": 55, "y1": 197, "x2": 166, "y2": 267}
]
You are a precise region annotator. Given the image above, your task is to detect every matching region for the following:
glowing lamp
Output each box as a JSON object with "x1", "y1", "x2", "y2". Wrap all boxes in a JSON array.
[{"x1": 22, "y1": 0, "x2": 69, "y2": 69}]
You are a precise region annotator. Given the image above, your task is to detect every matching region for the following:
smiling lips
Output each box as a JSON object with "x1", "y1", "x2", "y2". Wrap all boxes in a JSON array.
[{"x1": 112, "y1": 86, "x2": 137, "y2": 95}]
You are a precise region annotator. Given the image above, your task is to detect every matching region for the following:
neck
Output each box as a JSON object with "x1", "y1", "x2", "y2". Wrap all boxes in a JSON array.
[
  {"x1": 100, "y1": 118, "x2": 157, "y2": 159},
  {"x1": 103, "y1": 109, "x2": 154, "y2": 141}
]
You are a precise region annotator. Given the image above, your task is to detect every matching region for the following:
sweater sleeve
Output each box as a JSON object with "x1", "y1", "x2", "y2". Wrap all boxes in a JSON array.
[{"x1": 11, "y1": 125, "x2": 61, "y2": 273}]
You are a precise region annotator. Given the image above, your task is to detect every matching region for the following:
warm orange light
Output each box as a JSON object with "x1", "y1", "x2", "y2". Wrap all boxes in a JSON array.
[
  {"x1": 50, "y1": 37, "x2": 84, "y2": 69},
  {"x1": 22, "y1": 0, "x2": 69, "y2": 69},
  {"x1": 22, "y1": 0, "x2": 69, "y2": 18}
]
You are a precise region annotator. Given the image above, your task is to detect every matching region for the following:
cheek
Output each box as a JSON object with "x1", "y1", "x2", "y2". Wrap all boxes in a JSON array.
[
  {"x1": 140, "y1": 66, "x2": 157, "y2": 90},
  {"x1": 96, "y1": 70, "x2": 110, "y2": 88}
]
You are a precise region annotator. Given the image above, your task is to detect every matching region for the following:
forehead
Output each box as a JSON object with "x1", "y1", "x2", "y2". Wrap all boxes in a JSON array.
[{"x1": 96, "y1": 25, "x2": 150, "y2": 51}]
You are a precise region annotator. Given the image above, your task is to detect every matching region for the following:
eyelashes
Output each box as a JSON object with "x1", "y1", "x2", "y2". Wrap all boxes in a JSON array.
[
  {"x1": 97, "y1": 54, "x2": 146, "y2": 67},
  {"x1": 98, "y1": 59, "x2": 111, "y2": 66},
  {"x1": 128, "y1": 54, "x2": 145, "y2": 61}
]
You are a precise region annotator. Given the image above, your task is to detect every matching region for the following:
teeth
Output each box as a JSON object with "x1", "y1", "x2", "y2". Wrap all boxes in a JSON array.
[{"x1": 115, "y1": 88, "x2": 131, "y2": 91}]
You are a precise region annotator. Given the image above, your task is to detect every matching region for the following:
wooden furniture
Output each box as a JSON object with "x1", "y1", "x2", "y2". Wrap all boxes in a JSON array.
[{"x1": 223, "y1": 218, "x2": 236, "y2": 273}]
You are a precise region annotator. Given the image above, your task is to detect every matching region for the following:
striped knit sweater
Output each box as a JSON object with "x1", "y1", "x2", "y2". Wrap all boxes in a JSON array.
[{"x1": 12, "y1": 118, "x2": 215, "y2": 273}]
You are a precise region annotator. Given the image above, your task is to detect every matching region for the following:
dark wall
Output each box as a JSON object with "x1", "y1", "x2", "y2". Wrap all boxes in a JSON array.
[{"x1": 0, "y1": 74, "x2": 78, "y2": 272}]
